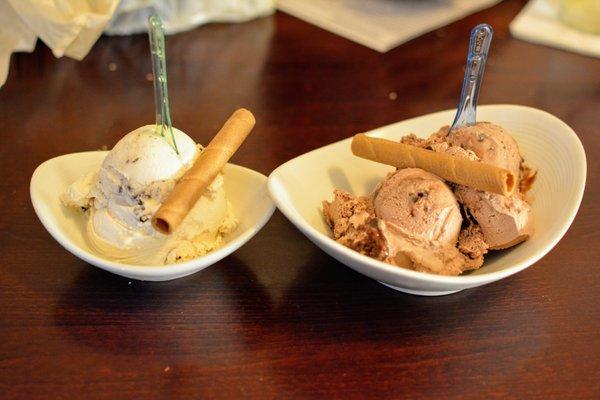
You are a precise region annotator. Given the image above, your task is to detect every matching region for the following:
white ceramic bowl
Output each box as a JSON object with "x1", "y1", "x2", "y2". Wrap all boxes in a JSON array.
[
  {"x1": 268, "y1": 105, "x2": 586, "y2": 296},
  {"x1": 31, "y1": 151, "x2": 275, "y2": 281}
]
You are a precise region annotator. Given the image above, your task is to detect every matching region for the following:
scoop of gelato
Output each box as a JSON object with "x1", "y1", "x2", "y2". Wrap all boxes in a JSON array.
[
  {"x1": 62, "y1": 125, "x2": 237, "y2": 265},
  {"x1": 447, "y1": 122, "x2": 522, "y2": 177},
  {"x1": 455, "y1": 186, "x2": 533, "y2": 249},
  {"x1": 405, "y1": 122, "x2": 534, "y2": 250},
  {"x1": 372, "y1": 168, "x2": 462, "y2": 246},
  {"x1": 440, "y1": 123, "x2": 534, "y2": 249},
  {"x1": 324, "y1": 169, "x2": 484, "y2": 276}
]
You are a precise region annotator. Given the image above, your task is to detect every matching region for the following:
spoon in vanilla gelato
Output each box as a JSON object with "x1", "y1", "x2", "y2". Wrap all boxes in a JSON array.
[
  {"x1": 60, "y1": 16, "x2": 254, "y2": 265},
  {"x1": 61, "y1": 126, "x2": 236, "y2": 265}
]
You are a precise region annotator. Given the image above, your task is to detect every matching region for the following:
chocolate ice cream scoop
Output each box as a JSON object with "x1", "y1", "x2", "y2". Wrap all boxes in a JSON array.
[
  {"x1": 372, "y1": 168, "x2": 462, "y2": 246},
  {"x1": 323, "y1": 171, "x2": 482, "y2": 276},
  {"x1": 447, "y1": 122, "x2": 522, "y2": 177},
  {"x1": 444, "y1": 122, "x2": 533, "y2": 249},
  {"x1": 455, "y1": 186, "x2": 533, "y2": 250}
]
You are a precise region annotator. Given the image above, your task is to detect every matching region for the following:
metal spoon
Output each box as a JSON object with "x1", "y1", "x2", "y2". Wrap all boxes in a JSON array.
[
  {"x1": 449, "y1": 24, "x2": 493, "y2": 131},
  {"x1": 148, "y1": 14, "x2": 178, "y2": 154}
]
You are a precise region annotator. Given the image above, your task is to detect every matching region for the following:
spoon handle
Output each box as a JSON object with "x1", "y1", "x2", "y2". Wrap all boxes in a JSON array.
[
  {"x1": 148, "y1": 15, "x2": 178, "y2": 153},
  {"x1": 450, "y1": 24, "x2": 493, "y2": 130}
]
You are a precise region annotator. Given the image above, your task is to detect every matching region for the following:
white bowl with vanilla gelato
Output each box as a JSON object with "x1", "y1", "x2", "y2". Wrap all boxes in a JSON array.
[{"x1": 31, "y1": 145, "x2": 274, "y2": 281}]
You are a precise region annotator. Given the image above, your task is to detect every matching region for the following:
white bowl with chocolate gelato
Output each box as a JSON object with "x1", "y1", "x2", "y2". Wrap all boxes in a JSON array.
[{"x1": 268, "y1": 105, "x2": 586, "y2": 296}]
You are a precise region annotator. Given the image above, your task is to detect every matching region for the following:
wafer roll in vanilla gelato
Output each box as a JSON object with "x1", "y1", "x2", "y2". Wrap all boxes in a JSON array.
[{"x1": 61, "y1": 125, "x2": 237, "y2": 265}]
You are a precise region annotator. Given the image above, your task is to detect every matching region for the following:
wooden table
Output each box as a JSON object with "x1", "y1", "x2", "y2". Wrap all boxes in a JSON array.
[{"x1": 1, "y1": 1, "x2": 598, "y2": 398}]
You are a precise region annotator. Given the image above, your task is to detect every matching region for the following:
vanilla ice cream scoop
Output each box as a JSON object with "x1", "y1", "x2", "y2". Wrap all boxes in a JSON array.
[
  {"x1": 101, "y1": 125, "x2": 198, "y2": 188},
  {"x1": 372, "y1": 168, "x2": 462, "y2": 246},
  {"x1": 91, "y1": 126, "x2": 198, "y2": 246},
  {"x1": 62, "y1": 125, "x2": 237, "y2": 265}
]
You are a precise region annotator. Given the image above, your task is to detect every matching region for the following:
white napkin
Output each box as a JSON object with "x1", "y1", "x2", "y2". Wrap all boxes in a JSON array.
[
  {"x1": 510, "y1": 0, "x2": 600, "y2": 58},
  {"x1": 0, "y1": 0, "x2": 119, "y2": 87},
  {"x1": 0, "y1": 1, "x2": 37, "y2": 86},
  {"x1": 105, "y1": 0, "x2": 275, "y2": 35},
  {"x1": 0, "y1": 0, "x2": 275, "y2": 88},
  {"x1": 6, "y1": 0, "x2": 119, "y2": 60},
  {"x1": 276, "y1": 0, "x2": 502, "y2": 53}
]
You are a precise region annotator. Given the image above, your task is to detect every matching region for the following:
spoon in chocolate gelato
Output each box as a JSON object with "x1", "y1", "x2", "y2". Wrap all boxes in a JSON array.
[
  {"x1": 402, "y1": 23, "x2": 535, "y2": 251},
  {"x1": 449, "y1": 24, "x2": 493, "y2": 132},
  {"x1": 323, "y1": 24, "x2": 536, "y2": 276},
  {"x1": 444, "y1": 23, "x2": 534, "y2": 250}
]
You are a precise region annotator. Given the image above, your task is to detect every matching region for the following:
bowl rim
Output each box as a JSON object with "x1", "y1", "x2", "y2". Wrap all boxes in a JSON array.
[
  {"x1": 268, "y1": 104, "x2": 587, "y2": 285},
  {"x1": 30, "y1": 151, "x2": 276, "y2": 279}
]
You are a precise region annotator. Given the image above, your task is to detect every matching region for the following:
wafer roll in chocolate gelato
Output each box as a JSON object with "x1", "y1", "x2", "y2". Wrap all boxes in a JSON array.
[
  {"x1": 447, "y1": 122, "x2": 522, "y2": 176},
  {"x1": 403, "y1": 122, "x2": 535, "y2": 250},
  {"x1": 323, "y1": 121, "x2": 534, "y2": 276},
  {"x1": 445, "y1": 123, "x2": 534, "y2": 249}
]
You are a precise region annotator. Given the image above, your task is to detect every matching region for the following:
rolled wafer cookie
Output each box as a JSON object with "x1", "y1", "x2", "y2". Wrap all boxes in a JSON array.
[
  {"x1": 152, "y1": 108, "x2": 256, "y2": 234},
  {"x1": 351, "y1": 133, "x2": 515, "y2": 196}
]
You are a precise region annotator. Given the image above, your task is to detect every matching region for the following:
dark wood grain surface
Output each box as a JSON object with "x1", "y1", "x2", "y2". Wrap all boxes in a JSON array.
[{"x1": 1, "y1": 1, "x2": 599, "y2": 398}]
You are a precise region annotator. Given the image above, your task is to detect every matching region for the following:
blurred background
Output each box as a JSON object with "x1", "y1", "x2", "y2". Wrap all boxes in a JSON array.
[{"x1": 1, "y1": 0, "x2": 598, "y2": 87}]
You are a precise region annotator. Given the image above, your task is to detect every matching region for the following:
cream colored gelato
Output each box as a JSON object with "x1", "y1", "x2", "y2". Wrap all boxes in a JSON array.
[{"x1": 61, "y1": 125, "x2": 237, "y2": 265}]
